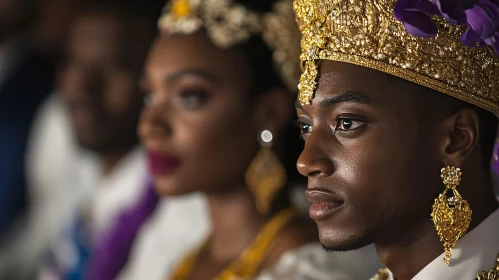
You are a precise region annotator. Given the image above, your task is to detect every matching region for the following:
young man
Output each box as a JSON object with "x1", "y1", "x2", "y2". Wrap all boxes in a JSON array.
[{"x1": 293, "y1": 0, "x2": 499, "y2": 279}]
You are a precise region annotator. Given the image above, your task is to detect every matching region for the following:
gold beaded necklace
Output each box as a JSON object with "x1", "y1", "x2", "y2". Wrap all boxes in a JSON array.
[{"x1": 169, "y1": 208, "x2": 298, "y2": 280}]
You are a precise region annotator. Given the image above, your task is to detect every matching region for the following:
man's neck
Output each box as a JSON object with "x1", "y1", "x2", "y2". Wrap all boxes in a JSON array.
[
  {"x1": 375, "y1": 219, "x2": 444, "y2": 280},
  {"x1": 99, "y1": 149, "x2": 132, "y2": 177}
]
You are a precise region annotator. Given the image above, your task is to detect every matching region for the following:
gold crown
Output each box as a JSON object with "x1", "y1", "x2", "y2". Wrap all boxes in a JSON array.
[
  {"x1": 294, "y1": 0, "x2": 499, "y2": 116},
  {"x1": 158, "y1": 0, "x2": 301, "y2": 92}
]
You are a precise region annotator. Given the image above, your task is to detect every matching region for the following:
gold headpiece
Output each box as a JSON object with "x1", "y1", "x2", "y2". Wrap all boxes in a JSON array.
[
  {"x1": 159, "y1": 0, "x2": 301, "y2": 92},
  {"x1": 294, "y1": 0, "x2": 499, "y2": 116}
]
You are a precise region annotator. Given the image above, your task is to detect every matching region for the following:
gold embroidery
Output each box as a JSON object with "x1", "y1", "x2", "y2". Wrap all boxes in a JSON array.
[{"x1": 477, "y1": 254, "x2": 499, "y2": 280}]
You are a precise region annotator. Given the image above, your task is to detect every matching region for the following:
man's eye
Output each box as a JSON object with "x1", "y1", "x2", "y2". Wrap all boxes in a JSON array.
[{"x1": 336, "y1": 118, "x2": 365, "y2": 131}]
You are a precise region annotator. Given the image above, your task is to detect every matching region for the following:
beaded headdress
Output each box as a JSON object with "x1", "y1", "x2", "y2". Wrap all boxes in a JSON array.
[
  {"x1": 294, "y1": 0, "x2": 499, "y2": 117},
  {"x1": 158, "y1": 0, "x2": 301, "y2": 92}
]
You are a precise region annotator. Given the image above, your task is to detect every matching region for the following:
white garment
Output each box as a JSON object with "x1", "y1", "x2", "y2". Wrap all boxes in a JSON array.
[
  {"x1": 382, "y1": 207, "x2": 499, "y2": 280},
  {"x1": 85, "y1": 147, "x2": 148, "y2": 236},
  {"x1": 257, "y1": 243, "x2": 381, "y2": 280},
  {"x1": 118, "y1": 193, "x2": 210, "y2": 280},
  {"x1": 0, "y1": 94, "x2": 83, "y2": 280}
]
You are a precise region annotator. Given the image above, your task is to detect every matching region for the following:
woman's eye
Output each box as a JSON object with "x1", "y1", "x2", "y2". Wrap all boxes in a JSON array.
[
  {"x1": 295, "y1": 121, "x2": 313, "y2": 135},
  {"x1": 180, "y1": 90, "x2": 208, "y2": 109},
  {"x1": 336, "y1": 118, "x2": 365, "y2": 131}
]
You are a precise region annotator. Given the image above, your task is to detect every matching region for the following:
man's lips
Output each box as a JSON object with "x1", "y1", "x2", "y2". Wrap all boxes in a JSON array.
[{"x1": 305, "y1": 188, "x2": 344, "y2": 221}]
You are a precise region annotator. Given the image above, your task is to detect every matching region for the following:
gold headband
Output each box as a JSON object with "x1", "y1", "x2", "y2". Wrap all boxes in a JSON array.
[
  {"x1": 158, "y1": 0, "x2": 301, "y2": 92},
  {"x1": 294, "y1": 0, "x2": 499, "y2": 116}
]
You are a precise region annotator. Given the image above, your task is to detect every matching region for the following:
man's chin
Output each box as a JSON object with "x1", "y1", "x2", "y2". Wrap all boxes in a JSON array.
[{"x1": 319, "y1": 228, "x2": 374, "y2": 252}]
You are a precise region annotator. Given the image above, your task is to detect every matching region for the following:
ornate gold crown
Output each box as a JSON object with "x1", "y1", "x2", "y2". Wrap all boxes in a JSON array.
[
  {"x1": 294, "y1": 0, "x2": 499, "y2": 117},
  {"x1": 158, "y1": 0, "x2": 301, "y2": 92}
]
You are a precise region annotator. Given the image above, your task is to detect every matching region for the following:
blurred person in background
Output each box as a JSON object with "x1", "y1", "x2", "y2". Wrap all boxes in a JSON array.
[
  {"x1": 0, "y1": 0, "x2": 87, "y2": 278},
  {"x1": 139, "y1": 0, "x2": 380, "y2": 279},
  {"x1": 9, "y1": 0, "x2": 209, "y2": 279},
  {"x1": 0, "y1": 0, "x2": 53, "y2": 254}
]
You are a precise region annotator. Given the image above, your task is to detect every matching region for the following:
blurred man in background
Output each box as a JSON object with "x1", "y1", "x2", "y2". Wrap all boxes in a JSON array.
[{"x1": 33, "y1": 1, "x2": 160, "y2": 278}]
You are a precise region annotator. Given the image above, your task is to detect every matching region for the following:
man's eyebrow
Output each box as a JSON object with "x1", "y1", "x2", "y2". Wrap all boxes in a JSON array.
[
  {"x1": 294, "y1": 91, "x2": 372, "y2": 109},
  {"x1": 319, "y1": 91, "x2": 372, "y2": 108}
]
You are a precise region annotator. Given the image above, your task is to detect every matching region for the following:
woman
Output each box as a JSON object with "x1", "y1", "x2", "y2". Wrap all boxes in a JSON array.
[
  {"x1": 139, "y1": 0, "x2": 382, "y2": 278},
  {"x1": 138, "y1": 0, "x2": 319, "y2": 278}
]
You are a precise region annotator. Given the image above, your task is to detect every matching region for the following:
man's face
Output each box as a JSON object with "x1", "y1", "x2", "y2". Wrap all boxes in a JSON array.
[
  {"x1": 59, "y1": 13, "x2": 149, "y2": 155},
  {"x1": 296, "y1": 61, "x2": 444, "y2": 250}
]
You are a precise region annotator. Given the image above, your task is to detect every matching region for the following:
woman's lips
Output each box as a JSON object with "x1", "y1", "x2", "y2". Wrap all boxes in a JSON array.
[
  {"x1": 146, "y1": 150, "x2": 180, "y2": 176},
  {"x1": 305, "y1": 189, "x2": 344, "y2": 221}
]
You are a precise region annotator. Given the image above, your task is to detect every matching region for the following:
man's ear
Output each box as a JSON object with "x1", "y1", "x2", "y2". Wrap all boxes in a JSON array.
[{"x1": 439, "y1": 108, "x2": 479, "y2": 167}]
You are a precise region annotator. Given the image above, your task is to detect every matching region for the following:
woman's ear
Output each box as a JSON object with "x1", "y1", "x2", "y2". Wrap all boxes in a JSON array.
[{"x1": 252, "y1": 88, "x2": 293, "y2": 135}]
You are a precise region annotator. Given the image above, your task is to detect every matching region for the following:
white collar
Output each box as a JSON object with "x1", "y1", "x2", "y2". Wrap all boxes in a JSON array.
[{"x1": 384, "y1": 208, "x2": 499, "y2": 280}]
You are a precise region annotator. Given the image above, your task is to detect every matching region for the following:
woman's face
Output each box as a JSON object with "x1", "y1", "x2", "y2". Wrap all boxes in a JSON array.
[{"x1": 139, "y1": 32, "x2": 262, "y2": 196}]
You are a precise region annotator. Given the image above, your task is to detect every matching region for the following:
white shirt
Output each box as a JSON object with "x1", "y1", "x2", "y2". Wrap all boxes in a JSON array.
[
  {"x1": 258, "y1": 243, "x2": 382, "y2": 280},
  {"x1": 383, "y1": 207, "x2": 499, "y2": 280},
  {"x1": 118, "y1": 193, "x2": 210, "y2": 280}
]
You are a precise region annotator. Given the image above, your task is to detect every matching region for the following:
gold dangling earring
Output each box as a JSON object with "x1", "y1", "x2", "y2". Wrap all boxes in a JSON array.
[
  {"x1": 245, "y1": 130, "x2": 287, "y2": 215},
  {"x1": 431, "y1": 166, "x2": 472, "y2": 266}
]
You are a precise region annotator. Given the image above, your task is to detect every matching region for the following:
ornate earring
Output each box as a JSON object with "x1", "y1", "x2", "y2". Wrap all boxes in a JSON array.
[
  {"x1": 431, "y1": 166, "x2": 472, "y2": 266},
  {"x1": 245, "y1": 130, "x2": 287, "y2": 215}
]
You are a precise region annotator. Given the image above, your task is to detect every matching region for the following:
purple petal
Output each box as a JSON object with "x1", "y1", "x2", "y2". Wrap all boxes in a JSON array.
[
  {"x1": 461, "y1": 26, "x2": 482, "y2": 46},
  {"x1": 418, "y1": 0, "x2": 441, "y2": 14},
  {"x1": 402, "y1": 11, "x2": 439, "y2": 37},
  {"x1": 394, "y1": 0, "x2": 421, "y2": 20},
  {"x1": 465, "y1": 1, "x2": 499, "y2": 38},
  {"x1": 394, "y1": 0, "x2": 439, "y2": 37},
  {"x1": 432, "y1": 0, "x2": 467, "y2": 24}
]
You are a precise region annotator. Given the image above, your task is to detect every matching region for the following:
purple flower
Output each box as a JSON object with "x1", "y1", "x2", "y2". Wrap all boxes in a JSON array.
[
  {"x1": 431, "y1": 0, "x2": 467, "y2": 24},
  {"x1": 462, "y1": 0, "x2": 499, "y2": 52},
  {"x1": 394, "y1": 0, "x2": 440, "y2": 37},
  {"x1": 394, "y1": 0, "x2": 499, "y2": 55}
]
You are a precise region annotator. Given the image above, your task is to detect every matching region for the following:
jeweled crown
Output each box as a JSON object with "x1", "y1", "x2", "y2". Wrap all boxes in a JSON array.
[
  {"x1": 294, "y1": 0, "x2": 499, "y2": 117},
  {"x1": 159, "y1": 0, "x2": 301, "y2": 92}
]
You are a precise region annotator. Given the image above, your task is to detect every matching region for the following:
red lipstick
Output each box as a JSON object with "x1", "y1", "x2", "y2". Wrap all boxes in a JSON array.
[{"x1": 147, "y1": 150, "x2": 180, "y2": 176}]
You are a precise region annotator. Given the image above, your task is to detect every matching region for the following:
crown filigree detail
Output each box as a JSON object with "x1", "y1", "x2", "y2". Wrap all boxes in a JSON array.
[{"x1": 293, "y1": 0, "x2": 499, "y2": 115}]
